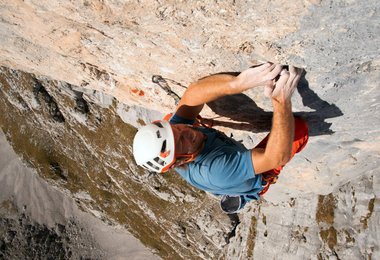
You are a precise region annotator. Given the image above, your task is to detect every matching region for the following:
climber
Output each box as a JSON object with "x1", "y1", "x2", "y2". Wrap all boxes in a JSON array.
[{"x1": 133, "y1": 63, "x2": 309, "y2": 213}]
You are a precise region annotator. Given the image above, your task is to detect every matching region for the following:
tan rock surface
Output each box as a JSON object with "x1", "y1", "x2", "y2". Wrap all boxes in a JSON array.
[
  {"x1": 0, "y1": 0, "x2": 379, "y2": 259},
  {"x1": 0, "y1": 0, "x2": 311, "y2": 111}
]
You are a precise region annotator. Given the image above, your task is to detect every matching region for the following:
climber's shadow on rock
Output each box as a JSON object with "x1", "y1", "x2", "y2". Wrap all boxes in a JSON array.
[
  {"x1": 294, "y1": 75, "x2": 343, "y2": 136},
  {"x1": 207, "y1": 71, "x2": 343, "y2": 136}
]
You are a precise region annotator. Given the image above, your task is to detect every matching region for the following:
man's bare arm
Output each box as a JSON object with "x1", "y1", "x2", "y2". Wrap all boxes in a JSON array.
[
  {"x1": 251, "y1": 66, "x2": 303, "y2": 174},
  {"x1": 175, "y1": 63, "x2": 283, "y2": 120}
]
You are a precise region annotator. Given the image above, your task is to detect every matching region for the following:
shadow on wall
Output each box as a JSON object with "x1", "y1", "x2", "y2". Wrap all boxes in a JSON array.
[
  {"x1": 206, "y1": 71, "x2": 343, "y2": 136},
  {"x1": 152, "y1": 71, "x2": 343, "y2": 136},
  {"x1": 295, "y1": 75, "x2": 343, "y2": 136}
]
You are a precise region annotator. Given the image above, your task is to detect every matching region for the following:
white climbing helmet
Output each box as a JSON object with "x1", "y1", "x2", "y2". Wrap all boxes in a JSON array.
[{"x1": 133, "y1": 120, "x2": 176, "y2": 173}]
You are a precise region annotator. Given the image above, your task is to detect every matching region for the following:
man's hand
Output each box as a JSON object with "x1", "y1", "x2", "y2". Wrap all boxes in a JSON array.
[
  {"x1": 234, "y1": 63, "x2": 283, "y2": 92},
  {"x1": 264, "y1": 65, "x2": 304, "y2": 103}
]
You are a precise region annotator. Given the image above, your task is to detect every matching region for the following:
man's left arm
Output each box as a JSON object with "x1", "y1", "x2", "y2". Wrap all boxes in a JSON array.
[
  {"x1": 175, "y1": 63, "x2": 283, "y2": 120},
  {"x1": 251, "y1": 66, "x2": 303, "y2": 174}
]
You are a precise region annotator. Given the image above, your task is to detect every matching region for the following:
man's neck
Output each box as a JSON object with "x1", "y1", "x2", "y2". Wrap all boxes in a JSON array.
[{"x1": 175, "y1": 134, "x2": 207, "y2": 166}]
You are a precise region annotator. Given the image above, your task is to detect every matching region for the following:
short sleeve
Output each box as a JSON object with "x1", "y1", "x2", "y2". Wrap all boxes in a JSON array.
[{"x1": 169, "y1": 113, "x2": 195, "y2": 125}]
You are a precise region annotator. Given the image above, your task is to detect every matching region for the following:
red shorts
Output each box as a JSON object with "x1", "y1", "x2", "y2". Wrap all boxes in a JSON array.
[{"x1": 257, "y1": 117, "x2": 309, "y2": 195}]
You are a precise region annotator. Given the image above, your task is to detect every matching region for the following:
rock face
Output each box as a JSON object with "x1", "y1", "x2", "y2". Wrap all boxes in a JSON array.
[
  {"x1": 0, "y1": 128, "x2": 159, "y2": 259},
  {"x1": 0, "y1": 211, "x2": 104, "y2": 259},
  {"x1": 0, "y1": 0, "x2": 379, "y2": 259},
  {"x1": 0, "y1": 67, "x2": 232, "y2": 259}
]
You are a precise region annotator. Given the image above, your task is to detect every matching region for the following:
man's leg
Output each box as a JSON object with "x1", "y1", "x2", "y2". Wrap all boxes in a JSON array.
[{"x1": 257, "y1": 117, "x2": 309, "y2": 195}]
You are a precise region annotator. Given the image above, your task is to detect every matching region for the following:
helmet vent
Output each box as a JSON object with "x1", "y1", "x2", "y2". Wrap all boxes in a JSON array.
[
  {"x1": 161, "y1": 140, "x2": 166, "y2": 153},
  {"x1": 154, "y1": 157, "x2": 165, "y2": 166},
  {"x1": 147, "y1": 161, "x2": 159, "y2": 171},
  {"x1": 156, "y1": 130, "x2": 161, "y2": 138},
  {"x1": 153, "y1": 122, "x2": 163, "y2": 128}
]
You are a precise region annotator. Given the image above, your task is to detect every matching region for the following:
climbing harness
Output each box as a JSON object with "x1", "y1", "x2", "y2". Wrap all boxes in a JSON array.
[{"x1": 259, "y1": 171, "x2": 279, "y2": 196}]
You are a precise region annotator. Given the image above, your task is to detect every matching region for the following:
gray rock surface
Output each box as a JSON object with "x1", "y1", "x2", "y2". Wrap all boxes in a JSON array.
[
  {"x1": 0, "y1": 0, "x2": 379, "y2": 259},
  {"x1": 0, "y1": 129, "x2": 159, "y2": 259}
]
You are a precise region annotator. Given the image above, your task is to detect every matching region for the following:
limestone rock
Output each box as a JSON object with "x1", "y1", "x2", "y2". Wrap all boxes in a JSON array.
[{"x1": 0, "y1": 0, "x2": 379, "y2": 259}]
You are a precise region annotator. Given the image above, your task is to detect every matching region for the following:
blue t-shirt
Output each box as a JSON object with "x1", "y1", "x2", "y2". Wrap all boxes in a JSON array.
[{"x1": 170, "y1": 114, "x2": 263, "y2": 201}]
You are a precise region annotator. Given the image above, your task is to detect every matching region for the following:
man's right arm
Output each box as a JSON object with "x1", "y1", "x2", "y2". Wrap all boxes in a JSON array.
[
  {"x1": 174, "y1": 63, "x2": 283, "y2": 121},
  {"x1": 251, "y1": 66, "x2": 303, "y2": 174}
]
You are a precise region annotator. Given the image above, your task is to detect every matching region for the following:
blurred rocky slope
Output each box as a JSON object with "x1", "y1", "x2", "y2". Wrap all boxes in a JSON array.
[
  {"x1": 0, "y1": 0, "x2": 379, "y2": 259},
  {"x1": 0, "y1": 128, "x2": 158, "y2": 259}
]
